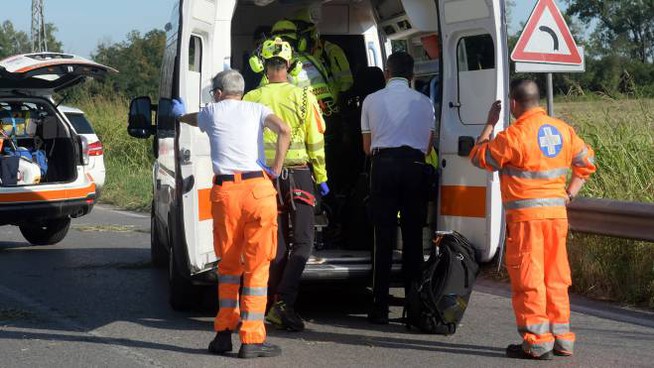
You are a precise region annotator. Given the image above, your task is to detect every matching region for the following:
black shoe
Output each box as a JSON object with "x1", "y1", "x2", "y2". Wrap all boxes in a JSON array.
[
  {"x1": 208, "y1": 330, "x2": 232, "y2": 355},
  {"x1": 238, "y1": 342, "x2": 282, "y2": 359},
  {"x1": 506, "y1": 344, "x2": 553, "y2": 360},
  {"x1": 266, "y1": 300, "x2": 305, "y2": 332},
  {"x1": 367, "y1": 306, "x2": 389, "y2": 325}
]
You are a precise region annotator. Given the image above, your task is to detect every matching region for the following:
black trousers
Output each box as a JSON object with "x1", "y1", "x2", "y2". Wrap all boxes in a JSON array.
[
  {"x1": 268, "y1": 167, "x2": 315, "y2": 307},
  {"x1": 370, "y1": 147, "x2": 429, "y2": 309}
]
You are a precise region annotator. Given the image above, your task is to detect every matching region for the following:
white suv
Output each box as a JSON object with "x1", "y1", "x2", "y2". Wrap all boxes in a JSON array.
[
  {"x1": 60, "y1": 106, "x2": 106, "y2": 192},
  {"x1": 0, "y1": 53, "x2": 115, "y2": 245}
]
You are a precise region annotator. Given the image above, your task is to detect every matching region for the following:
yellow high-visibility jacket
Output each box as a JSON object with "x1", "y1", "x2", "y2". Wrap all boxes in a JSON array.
[
  {"x1": 316, "y1": 40, "x2": 353, "y2": 102},
  {"x1": 292, "y1": 53, "x2": 337, "y2": 117},
  {"x1": 243, "y1": 82, "x2": 328, "y2": 184}
]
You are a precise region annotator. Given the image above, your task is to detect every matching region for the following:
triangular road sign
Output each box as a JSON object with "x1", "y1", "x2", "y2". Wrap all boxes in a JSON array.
[{"x1": 511, "y1": 0, "x2": 582, "y2": 65}]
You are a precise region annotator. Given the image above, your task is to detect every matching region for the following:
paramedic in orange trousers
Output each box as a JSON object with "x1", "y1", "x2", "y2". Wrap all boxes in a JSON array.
[
  {"x1": 469, "y1": 79, "x2": 596, "y2": 360},
  {"x1": 175, "y1": 70, "x2": 291, "y2": 359}
]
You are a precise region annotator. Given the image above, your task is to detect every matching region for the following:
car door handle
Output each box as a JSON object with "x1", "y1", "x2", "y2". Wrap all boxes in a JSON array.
[
  {"x1": 449, "y1": 101, "x2": 461, "y2": 108},
  {"x1": 180, "y1": 148, "x2": 191, "y2": 164}
]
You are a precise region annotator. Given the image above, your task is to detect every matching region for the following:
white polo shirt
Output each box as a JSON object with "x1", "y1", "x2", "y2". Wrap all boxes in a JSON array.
[
  {"x1": 198, "y1": 99, "x2": 272, "y2": 175},
  {"x1": 361, "y1": 78, "x2": 435, "y2": 153}
]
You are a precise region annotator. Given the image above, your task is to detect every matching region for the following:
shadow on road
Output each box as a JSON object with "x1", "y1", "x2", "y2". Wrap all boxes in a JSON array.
[
  {"x1": 0, "y1": 329, "x2": 208, "y2": 355},
  {"x1": 272, "y1": 327, "x2": 505, "y2": 358}
]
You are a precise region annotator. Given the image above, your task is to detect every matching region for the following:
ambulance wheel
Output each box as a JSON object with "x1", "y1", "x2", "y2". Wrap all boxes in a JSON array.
[
  {"x1": 150, "y1": 206, "x2": 168, "y2": 268},
  {"x1": 168, "y1": 244, "x2": 199, "y2": 311},
  {"x1": 19, "y1": 217, "x2": 71, "y2": 246}
]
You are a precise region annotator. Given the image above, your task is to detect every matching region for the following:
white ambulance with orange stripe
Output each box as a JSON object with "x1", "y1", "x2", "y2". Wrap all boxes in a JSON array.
[
  {"x1": 128, "y1": 0, "x2": 508, "y2": 310},
  {"x1": 0, "y1": 53, "x2": 116, "y2": 245}
]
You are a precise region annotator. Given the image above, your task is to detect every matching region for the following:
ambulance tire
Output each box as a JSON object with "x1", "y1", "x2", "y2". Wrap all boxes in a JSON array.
[
  {"x1": 150, "y1": 205, "x2": 168, "y2": 268},
  {"x1": 19, "y1": 217, "x2": 71, "y2": 246},
  {"x1": 169, "y1": 246, "x2": 197, "y2": 311},
  {"x1": 167, "y1": 219, "x2": 201, "y2": 311}
]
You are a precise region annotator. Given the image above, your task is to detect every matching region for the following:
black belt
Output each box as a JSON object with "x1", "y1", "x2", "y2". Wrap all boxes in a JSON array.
[
  {"x1": 372, "y1": 146, "x2": 424, "y2": 159},
  {"x1": 214, "y1": 171, "x2": 264, "y2": 185}
]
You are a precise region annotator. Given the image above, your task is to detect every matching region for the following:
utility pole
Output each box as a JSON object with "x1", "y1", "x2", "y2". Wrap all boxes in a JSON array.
[{"x1": 31, "y1": 0, "x2": 48, "y2": 52}]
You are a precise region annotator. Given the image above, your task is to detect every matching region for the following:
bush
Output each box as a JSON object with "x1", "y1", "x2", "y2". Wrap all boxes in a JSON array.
[{"x1": 70, "y1": 95, "x2": 153, "y2": 211}]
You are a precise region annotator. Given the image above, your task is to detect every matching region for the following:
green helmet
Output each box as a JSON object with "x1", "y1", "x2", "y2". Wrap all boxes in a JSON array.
[
  {"x1": 260, "y1": 37, "x2": 293, "y2": 61},
  {"x1": 271, "y1": 19, "x2": 298, "y2": 41}
]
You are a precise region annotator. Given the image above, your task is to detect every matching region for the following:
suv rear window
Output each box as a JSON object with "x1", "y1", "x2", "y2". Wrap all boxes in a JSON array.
[{"x1": 65, "y1": 113, "x2": 94, "y2": 134}]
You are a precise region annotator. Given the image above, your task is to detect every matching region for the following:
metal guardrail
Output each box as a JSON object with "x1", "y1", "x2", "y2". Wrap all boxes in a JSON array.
[{"x1": 567, "y1": 198, "x2": 654, "y2": 242}]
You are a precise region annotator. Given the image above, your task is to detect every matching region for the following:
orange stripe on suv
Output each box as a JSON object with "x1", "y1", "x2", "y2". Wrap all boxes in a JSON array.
[{"x1": 0, "y1": 183, "x2": 96, "y2": 203}]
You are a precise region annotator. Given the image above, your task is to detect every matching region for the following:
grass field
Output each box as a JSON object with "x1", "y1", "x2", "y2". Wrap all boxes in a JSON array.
[
  {"x1": 75, "y1": 95, "x2": 654, "y2": 307},
  {"x1": 557, "y1": 98, "x2": 654, "y2": 307},
  {"x1": 73, "y1": 96, "x2": 153, "y2": 212}
]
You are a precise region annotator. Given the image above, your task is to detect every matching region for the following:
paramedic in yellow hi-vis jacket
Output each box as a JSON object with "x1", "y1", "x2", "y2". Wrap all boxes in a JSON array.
[
  {"x1": 243, "y1": 37, "x2": 328, "y2": 332},
  {"x1": 270, "y1": 6, "x2": 353, "y2": 116}
]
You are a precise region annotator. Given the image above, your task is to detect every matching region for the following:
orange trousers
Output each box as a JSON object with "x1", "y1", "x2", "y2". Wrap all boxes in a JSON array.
[
  {"x1": 211, "y1": 175, "x2": 278, "y2": 344},
  {"x1": 505, "y1": 218, "x2": 575, "y2": 357}
]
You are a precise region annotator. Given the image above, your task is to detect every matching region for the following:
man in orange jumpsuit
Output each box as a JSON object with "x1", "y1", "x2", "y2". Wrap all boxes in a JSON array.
[
  {"x1": 176, "y1": 70, "x2": 291, "y2": 359},
  {"x1": 469, "y1": 79, "x2": 596, "y2": 360}
]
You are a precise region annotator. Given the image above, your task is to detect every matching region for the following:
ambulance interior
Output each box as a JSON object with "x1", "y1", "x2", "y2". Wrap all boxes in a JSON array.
[{"x1": 230, "y1": 0, "x2": 444, "y2": 254}]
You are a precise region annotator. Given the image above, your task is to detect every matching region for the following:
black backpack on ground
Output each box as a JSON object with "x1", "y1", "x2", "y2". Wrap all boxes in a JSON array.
[{"x1": 404, "y1": 231, "x2": 480, "y2": 335}]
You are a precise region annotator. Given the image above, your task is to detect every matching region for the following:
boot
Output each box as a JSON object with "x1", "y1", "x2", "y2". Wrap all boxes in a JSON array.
[
  {"x1": 238, "y1": 342, "x2": 282, "y2": 359},
  {"x1": 505, "y1": 344, "x2": 553, "y2": 360},
  {"x1": 208, "y1": 330, "x2": 232, "y2": 355},
  {"x1": 266, "y1": 300, "x2": 305, "y2": 331}
]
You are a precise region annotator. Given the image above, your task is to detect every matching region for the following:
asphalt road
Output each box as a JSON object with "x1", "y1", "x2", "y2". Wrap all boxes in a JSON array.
[{"x1": 2, "y1": 205, "x2": 654, "y2": 368}]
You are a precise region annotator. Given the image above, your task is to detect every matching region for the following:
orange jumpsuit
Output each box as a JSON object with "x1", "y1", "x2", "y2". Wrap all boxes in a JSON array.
[
  {"x1": 212, "y1": 174, "x2": 278, "y2": 344},
  {"x1": 470, "y1": 107, "x2": 596, "y2": 357}
]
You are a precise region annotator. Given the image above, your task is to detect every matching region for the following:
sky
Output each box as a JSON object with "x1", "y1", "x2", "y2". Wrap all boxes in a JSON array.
[{"x1": 1, "y1": 0, "x2": 560, "y2": 58}]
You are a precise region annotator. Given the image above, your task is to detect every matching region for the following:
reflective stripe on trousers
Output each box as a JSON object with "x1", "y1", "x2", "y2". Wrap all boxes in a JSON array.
[{"x1": 212, "y1": 178, "x2": 278, "y2": 344}]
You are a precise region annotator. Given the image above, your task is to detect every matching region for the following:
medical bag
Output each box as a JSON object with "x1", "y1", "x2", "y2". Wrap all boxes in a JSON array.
[
  {"x1": 0, "y1": 155, "x2": 20, "y2": 186},
  {"x1": 404, "y1": 231, "x2": 479, "y2": 335}
]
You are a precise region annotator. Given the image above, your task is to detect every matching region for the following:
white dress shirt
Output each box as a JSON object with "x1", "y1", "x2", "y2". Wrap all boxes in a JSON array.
[{"x1": 361, "y1": 78, "x2": 435, "y2": 153}]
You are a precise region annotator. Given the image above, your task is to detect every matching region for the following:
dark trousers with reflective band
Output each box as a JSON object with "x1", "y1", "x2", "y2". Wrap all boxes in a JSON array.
[
  {"x1": 506, "y1": 218, "x2": 575, "y2": 356},
  {"x1": 269, "y1": 167, "x2": 315, "y2": 307},
  {"x1": 370, "y1": 147, "x2": 428, "y2": 310}
]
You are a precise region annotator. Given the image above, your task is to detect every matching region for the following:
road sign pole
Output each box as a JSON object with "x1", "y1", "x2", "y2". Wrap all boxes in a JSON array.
[{"x1": 546, "y1": 73, "x2": 554, "y2": 116}]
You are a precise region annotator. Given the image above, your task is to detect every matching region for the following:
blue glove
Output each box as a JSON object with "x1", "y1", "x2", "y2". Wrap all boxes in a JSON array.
[
  {"x1": 319, "y1": 182, "x2": 330, "y2": 196},
  {"x1": 171, "y1": 98, "x2": 186, "y2": 117},
  {"x1": 257, "y1": 159, "x2": 277, "y2": 179}
]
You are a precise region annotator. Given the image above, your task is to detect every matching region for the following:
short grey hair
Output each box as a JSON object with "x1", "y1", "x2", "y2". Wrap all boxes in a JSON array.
[{"x1": 211, "y1": 69, "x2": 245, "y2": 96}]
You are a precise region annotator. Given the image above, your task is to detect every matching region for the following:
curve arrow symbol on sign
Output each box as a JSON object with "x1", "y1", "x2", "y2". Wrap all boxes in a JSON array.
[{"x1": 538, "y1": 26, "x2": 559, "y2": 51}]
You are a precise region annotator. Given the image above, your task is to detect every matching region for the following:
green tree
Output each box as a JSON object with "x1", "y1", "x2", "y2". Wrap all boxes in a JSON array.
[
  {"x1": 91, "y1": 29, "x2": 165, "y2": 98},
  {"x1": 0, "y1": 21, "x2": 31, "y2": 58},
  {"x1": 565, "y1": 0, "x2": 654, "y2": 62},
  {"x1": 0, "y1": 20, "x2": 63, "y2": 58},
  {"x1": 45, "y1": 23, "x2": 63, "y2": 52}
]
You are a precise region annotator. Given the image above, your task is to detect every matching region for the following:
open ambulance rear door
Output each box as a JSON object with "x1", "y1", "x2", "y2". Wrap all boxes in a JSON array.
[
  {"x1": 437, "y1": 0, "x2": 509, "y2": 262},
  {"x1": 175, "y1": 0, "x2": 236, "y2": 275}
]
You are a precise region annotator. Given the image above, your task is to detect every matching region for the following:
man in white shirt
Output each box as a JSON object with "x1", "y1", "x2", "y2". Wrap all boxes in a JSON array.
[
  {"x1": 175, "y1": 69, "x2": 290, "y2": 359},
  {"x1": 361, "y1": 51, "x2": 435, "y2": 324}
]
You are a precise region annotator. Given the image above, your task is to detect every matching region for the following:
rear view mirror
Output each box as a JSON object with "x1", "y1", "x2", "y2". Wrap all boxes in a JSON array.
[{"x1": 128, "y1": 96, "x2": 155, "y2": 139}]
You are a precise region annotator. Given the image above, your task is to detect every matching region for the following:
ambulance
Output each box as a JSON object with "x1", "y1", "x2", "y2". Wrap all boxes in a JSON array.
[{"x1": 127, "y1": 0, "x2": 508, "y2": 310}]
